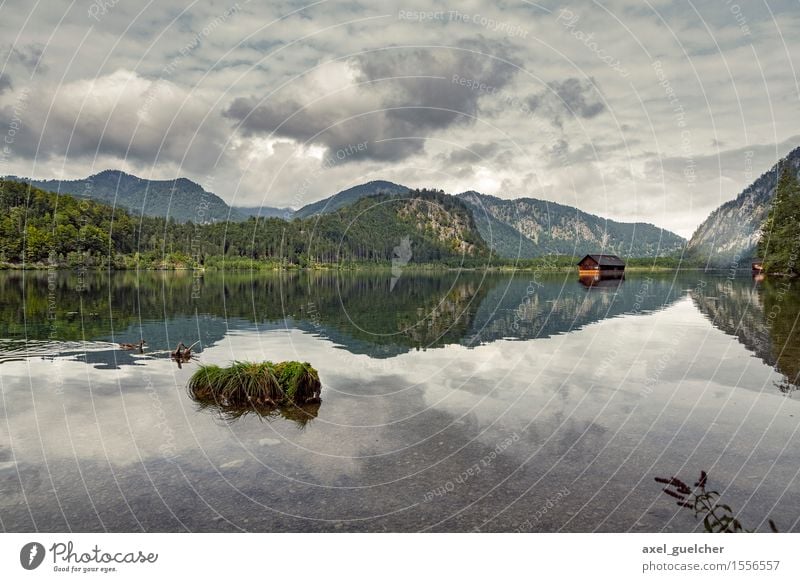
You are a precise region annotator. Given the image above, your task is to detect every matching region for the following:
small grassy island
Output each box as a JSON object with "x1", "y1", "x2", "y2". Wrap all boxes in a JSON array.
[{"x1": 188, "y1": 361, "x2": 322, "y2": 410}]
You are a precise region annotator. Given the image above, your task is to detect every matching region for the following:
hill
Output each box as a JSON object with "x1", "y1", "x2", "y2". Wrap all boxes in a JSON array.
[{"x1": 686, "y1": 146, "x2": 800, "y2": 267}]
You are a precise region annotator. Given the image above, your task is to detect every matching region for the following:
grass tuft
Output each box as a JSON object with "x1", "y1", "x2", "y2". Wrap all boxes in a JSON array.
[{"x1": 188, "y1": 360, "x2": 321, "y2": 410}]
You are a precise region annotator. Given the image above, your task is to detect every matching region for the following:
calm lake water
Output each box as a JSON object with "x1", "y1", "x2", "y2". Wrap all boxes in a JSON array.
[{"x1": 1, "y1": 269, "x2": 799, "y2": 532}]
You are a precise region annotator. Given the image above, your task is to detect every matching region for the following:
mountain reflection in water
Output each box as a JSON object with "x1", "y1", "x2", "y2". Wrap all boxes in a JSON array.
[
  {"x1": 0, "y1": 270, "x2": 797, "y2": 391},
  {"x1": 2, "y1": 270, "x2": 800, "y2": 532}
]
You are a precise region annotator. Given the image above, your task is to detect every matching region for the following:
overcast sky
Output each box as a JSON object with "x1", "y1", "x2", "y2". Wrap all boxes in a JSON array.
[{"x1": 1, "y1": 0, "x2": 799, "y2": 237}]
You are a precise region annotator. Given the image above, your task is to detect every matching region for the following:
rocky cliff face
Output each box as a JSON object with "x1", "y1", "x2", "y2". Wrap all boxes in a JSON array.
[
  {"x1": 458, "y1": 191, "x2": 685, "y2": 258},
  {"x1": 686, "y1": 146, "x2": 800, "y2": 266},
  {"x1": 397, "y1": 196, "x2": 483, "y2": 255}
]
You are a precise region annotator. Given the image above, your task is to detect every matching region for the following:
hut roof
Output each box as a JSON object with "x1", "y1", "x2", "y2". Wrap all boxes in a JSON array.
[{"x1": 578, "y1": 254, "x2": 626, "y2": 267}]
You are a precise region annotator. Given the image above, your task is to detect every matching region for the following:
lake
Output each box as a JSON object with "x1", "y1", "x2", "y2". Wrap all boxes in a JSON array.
[{"x1": 1, "y1": 269, "x2": 799, "y2": 532}]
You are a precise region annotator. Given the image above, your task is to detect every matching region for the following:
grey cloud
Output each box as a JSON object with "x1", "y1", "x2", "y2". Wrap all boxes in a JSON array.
[
  {"x1": 527, "y1": 77, "x2": 606, "y2": 127},
  {"x1": 354, "y1": 37, "x2": 517, "y2": 128},
  {"x1": 0, "y1": 74, "x2": 11, "y2": 95},
  {"x1": 0, "y1": 70, "x2": 230, "y2": 175},
  {"x1": 441, "y1": 142, "x2": 502, "y2": 164},
  {"x1": 8, "y1": 43, "x2": 46, "y2": 71},
  {"x1": 644, "y1": 136, "x2": 800, "y2": 186},
  {"x1": 543, "y1": 137, "x2": 642, "y2": 169},
  {"x1": 223, "y1": 37, "x2": 518, "y2": 162}
]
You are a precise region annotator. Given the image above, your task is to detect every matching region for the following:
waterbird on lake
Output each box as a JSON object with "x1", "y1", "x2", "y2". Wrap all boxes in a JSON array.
[
  {"x1": 171, "y1": 342, "x2": 187, "y2": 358},
  {"x1": 182, "y1": 341, "x2": 199, "y2": 359},
  {"x1": 119, "y1": 339, "x2": 146, "y2": 351}
]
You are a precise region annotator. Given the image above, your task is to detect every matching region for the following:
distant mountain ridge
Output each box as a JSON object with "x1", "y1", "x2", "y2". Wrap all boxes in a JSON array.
[
  {"x1": 458, "y1": 191, "x2": 685, "y2": 258},
  {"x1": 5, "y1": 170, "x2": 687, "y2": 258},
  {"x1": 292, "y1": 183, "x2": 685, "y2": 258},
  {"x1": 686, "y1": 146, "x2": 800, "y2": 266},
  {"x1": 293, "y1": 180, "x2": 409, "y2": 218},
  {"x1": 8, "y1": 170, "x2": 240, "y2": 223}
]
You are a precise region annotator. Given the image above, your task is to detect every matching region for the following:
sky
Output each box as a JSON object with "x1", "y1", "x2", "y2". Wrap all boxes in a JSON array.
[{"x1": 1, "y1": 0, "x2": 799, "y2": 238}]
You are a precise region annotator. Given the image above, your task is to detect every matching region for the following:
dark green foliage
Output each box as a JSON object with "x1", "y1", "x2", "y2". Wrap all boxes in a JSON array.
[
  {"x1": 273, "y1": 361, "x2": 321, "y2": 401},
  {"x1": 234, "y1": 206, "x2": 294, "y2": 219},
  {"x1": 187, "y1": 361, "x2": 321, "y2": 408},
  {"x1": 758, "y1": 164, "x2": 800, "y2": 275},
  {"x1": 0, "y1": 180, "x2": 488, "y2": 267}
]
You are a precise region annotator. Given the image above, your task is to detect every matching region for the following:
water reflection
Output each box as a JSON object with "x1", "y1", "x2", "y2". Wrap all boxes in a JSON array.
[
  {"x1": 2, "y1": 270, "x2": 800, "y2": 531},
  {"x1": 191, "y1": 395, "x2": 322, "y2": 427},
  {"x1": 578, "y1": 275, "x2": 624, "y2": 290},
  {"x1": 1, "y1": 271, "x2": 798, "y2": 392},
  {"x1": 691, "y1": 275, "x2": 800, "y2": 393}
]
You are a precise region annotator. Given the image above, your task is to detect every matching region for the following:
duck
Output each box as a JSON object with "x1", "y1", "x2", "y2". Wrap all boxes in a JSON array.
[
  {"x1": 119, "y1": 339, "x2": 146, "y2": 351},
  {"x1": 171, "y1": 342, "x2": 187, "y2": 358},
  {"x1": 180, "y1": 341, "x2": 200, "y2": 361}
]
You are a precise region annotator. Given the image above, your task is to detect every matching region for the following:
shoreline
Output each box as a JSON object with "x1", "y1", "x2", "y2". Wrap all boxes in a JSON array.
[{"x1": 0, "y1": 262, "x2": 768, "y2": 275}]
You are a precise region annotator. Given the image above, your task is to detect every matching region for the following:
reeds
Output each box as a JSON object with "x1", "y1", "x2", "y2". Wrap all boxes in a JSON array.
[{"x1": 187, "y1": 360, "x2": 321, "y2": 408}]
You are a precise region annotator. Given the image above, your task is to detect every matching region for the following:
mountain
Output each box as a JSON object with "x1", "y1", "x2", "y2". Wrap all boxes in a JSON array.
[
  {"x1": 458, "y1": 194, "x2": 540, "y2": 258},
  {"x1": 234, "y1": 206, "x2": 294, "y2": 219},
  {"x1": 0, "y1": 179, "x2": 487, "y2": 267},
  {"x1": 6, "y1": 170, "x2": 240, "y2": 223},
  {"x1": 293, "y1": 180, "x2": 409, "y2": 218},
  {"x1": 686, "y1": 146, "x2": 800, "y2": 267},
  {"x1": 289, "y1": 180, "x2": 686, "y2": 258},
  {"x1": 5, "y1": 169, "x2": 686, "y2": 259},
  {"x1": 457, "y1": 191, "x2": 685, "y2": 258}
]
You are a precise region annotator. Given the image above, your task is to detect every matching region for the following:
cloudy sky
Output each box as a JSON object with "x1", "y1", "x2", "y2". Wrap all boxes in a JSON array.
[{"x1": 1, "y1": 0, "x2": 798, "y2": 237}]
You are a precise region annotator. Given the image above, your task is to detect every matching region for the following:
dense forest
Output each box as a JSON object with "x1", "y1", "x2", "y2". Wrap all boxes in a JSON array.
[
  {"x1": 0, "y1": 179, "x2": 489, "y2": 269},
  {"x1": 758, "y1": 164, "x2": 800, "y2": 276}
]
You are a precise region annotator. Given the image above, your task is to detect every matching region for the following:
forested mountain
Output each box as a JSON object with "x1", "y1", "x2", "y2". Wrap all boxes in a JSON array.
[
  {"x1": 294, "y1": 180, "x2": 409, "y2": 218},
  {"x1": 289, "y1": 181, "x2": 685, "y2": 258},
  {"x1": 3, "y1": 170, "x2": 690, "y2": 259},
  {"x1": 687, "y1": 146, "x2": 800, "y2": 267},
  {"x1": 6, "y1": 170, "x2": 240, "y2": 223},
  {"x1": 457, "y1": 191, "x2": 685, "y2": 258},
  {"x1": 0, "y1": 180, "x2": 487, "y2": 268}
]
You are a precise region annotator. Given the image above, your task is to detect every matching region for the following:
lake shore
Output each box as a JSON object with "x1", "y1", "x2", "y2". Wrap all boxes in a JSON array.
[{"x1": 0, "y1": 260, "x2": 720, "y2": 273}]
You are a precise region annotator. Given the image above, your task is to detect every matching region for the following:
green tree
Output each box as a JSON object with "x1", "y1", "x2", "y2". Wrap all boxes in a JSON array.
[
  {"x1": 758, "y1": 164, "x2": 800, "y2": 275},
  {"x1": 24, "y1": 225, "x2": 54, "y2": 262}
]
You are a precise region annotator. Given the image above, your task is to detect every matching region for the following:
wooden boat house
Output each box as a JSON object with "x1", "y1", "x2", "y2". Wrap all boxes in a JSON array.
[
  {"x1": 752, "y1": 259, "x2": 764, "y2": 274},
  {"x1": 577, "y1": 254, "x2": 626, "y2": 278}
]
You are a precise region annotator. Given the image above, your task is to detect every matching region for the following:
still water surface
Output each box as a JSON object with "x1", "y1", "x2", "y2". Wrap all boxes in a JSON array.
[{"x1": 1, "y1": 270, "x2": 799, "y2": 531}]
